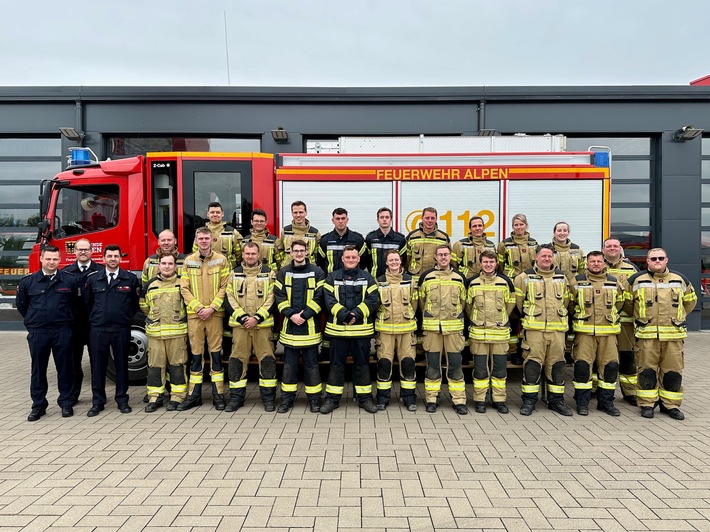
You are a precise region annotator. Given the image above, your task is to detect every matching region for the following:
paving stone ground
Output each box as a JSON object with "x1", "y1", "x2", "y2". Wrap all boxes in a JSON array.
[{"x1": 1, "y1": 330, "x2": 710, "y2": 531}]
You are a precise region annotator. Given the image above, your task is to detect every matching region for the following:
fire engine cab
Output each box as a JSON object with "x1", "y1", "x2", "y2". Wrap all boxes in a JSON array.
[{"x1": 30, "y1": 135, "x2": 611, "y2": 382}]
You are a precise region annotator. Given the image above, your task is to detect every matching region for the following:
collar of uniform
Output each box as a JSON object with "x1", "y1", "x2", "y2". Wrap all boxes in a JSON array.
[
  {"x1": 385, "y1": 270, "x2": 403, "y2": 283},
  {"x1": 585, "y1": 269, "x2": 608, "y2": 282},
  {"x1": 512, "y1": 232, "x2": 531, "y2": 245},
  {"x1": 291, "y1": 219, "x2": 310, "y2": 230},
  {"x1": 533, "y1": 266, "x2": 555, "y2": 277},
  {"x1": 554, "y1": 239, "x2": 571, "y2": 252},
  {"x1": 651, "y1": 268, "x2": 670, "y2": 279},
  {"x1": 419, "y1": 222, "x2": 440, "y2": 236},
  {"x1": 206, "y1": 221, "x2": 226, "y2": 232}
]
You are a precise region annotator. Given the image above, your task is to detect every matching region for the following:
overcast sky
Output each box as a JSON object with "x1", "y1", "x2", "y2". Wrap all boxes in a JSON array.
[{"x1": 2, "y1": 0, "x2": 709, "y2": 87}]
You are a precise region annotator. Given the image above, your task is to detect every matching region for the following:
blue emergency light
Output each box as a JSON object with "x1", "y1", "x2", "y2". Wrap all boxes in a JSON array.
[
  {"x1": 593, "y1": 152, "x2": 610, "y2": 168},
  {"x1": 69, "y1": 147, "x2": 92, "y2": 166}
]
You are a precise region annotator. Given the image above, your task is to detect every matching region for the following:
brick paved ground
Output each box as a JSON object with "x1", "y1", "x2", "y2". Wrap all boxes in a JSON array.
[{"x1": 1, "y1": 330, "x2": 710, "y2": 531}]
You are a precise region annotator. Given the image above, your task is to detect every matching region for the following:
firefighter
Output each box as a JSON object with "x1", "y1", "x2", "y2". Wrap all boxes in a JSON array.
[
  {"x1": 321, "y1": 245, "x2": 379, "y2": 414},
  {"x1": 419, "y1": 244, "x2": 468, "y2": 415},
  {"x1": 16, "y1": 245, "x2": 78, "y2": 421},
  {"x1": 318, "y1": 207, "x2": 368, "y2": 274},
  {"x1": 141, "y1": 229, "x2": 186, "y2": 284},
  {"x1": 465, "y1": 250, "x2": 516, "y2": 414},
  {"x1": 405, "y1": 207, "x2": 450, "y2": 277},
  {"x1": 198, "y1": 201, "x2": 243, "y2": 269},
  {"x1": 84, "y1": 245, "x2": 141, "y2": 417},
  {"x1": 62, "y1": 238, "x2": 102, "y2": 407},
  {"x1": 550, "y1": 221, "x2": 585, "y2": 363},
  {"x1": 139, "y1": 252, "x2": 188, "y2": 412},
  {"x1": 550, "y1": 222, "x2": 585, "y2": 283},
  {"x1": 498, "y1": 213, "x2": 538, "y2": 364},
  {"x1": 627, "y1": 248, "x2": 697, "y2": 420},
  {"x1": 242, "y1": 209, "x2": 278, "y2": 271},
  {"x1": 366, "y1": 207, "x2": 406, "y2": 280},
  {"x1": 274, "y1": 239, "x2": 326, "y2": 414},
  {"x1": 452, "y1": 215, "x2": 497, "y2": 279},
  {"x1": 275, "y1": 200, "x2": 321, "y2": 268},
  {"x1": 603, "y1": 237, "x2": 639, "y2": 405},
  {"x1": 225, "y1": 242, "x2": 277, "y2": 412},
  {"x1": 179, "y1": 226, "x2": 231, "y2": 411},
  {"x1": 514, "y1": 243, "x2": 573, "y2": 417},
  {"x1": 374, "y1": 249, "x2": 418, "y2": 411},
  {"x1": 569, "y1": 251, "x2": 625, "y2": 416},
  {"x1": 140, "y1": 229, "x2": 185, "y2": 403}
]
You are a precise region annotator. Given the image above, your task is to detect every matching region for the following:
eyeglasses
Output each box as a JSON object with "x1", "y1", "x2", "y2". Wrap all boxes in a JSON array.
[
  {"x1": 436, "y1": 253, "x2": 451, "y2": 257},
  {"x1": 75, "y1": 248, "x2": 91, "y2": 253},
  {"x1": 292, "y1": 249, "x2": 307, "y2": 254},
  {"x1": 648, "y1": 256, "x2": 666, "y2": 262}
]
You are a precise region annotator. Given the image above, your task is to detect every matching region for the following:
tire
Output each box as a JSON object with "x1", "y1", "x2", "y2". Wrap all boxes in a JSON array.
[{"x1": 106, "y1": 314, "x2": 149, "y2": 384}]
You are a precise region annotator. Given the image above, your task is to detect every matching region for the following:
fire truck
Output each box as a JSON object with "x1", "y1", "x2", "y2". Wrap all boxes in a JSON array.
[{"x1": 29, "y1": 135, "x2": 611, "y2": 382}]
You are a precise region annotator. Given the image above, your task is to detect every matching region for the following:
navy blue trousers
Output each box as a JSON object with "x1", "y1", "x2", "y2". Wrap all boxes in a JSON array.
[
  {"x1": 27, "y1": 327, "x2": 73, "y2": 409},
  {"x1": 89, "y1": 328, "x2": 130, "y2": 407}
]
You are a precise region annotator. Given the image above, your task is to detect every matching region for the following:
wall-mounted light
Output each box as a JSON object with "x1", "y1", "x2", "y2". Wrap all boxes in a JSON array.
[
  {"x1": 271, "y1": 127, "x2": 289, "y2": 143},
  {"x1": 672, "y1": 125, "x2": 703, "y2": 142},
  {"x1": 59, "y1": 127, "x2": 85, "y2": 141}
]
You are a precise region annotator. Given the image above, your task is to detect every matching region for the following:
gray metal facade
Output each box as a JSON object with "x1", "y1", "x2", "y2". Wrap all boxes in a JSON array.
[{"x1": 1, "y1": 85, "x2": 708, "y2": 329}]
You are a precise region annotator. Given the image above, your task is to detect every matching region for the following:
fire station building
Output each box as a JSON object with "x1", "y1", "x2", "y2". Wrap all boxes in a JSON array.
[{"x1": 0, "y1": 85, "x2": 708, "y2": 329}]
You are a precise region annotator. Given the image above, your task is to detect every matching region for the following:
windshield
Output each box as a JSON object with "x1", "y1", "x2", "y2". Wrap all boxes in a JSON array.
[{"x1": 52, "y1": 184, "x2": 119, "y2": 238}]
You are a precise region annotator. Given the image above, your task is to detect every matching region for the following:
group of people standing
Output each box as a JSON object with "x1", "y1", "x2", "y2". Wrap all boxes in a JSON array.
[{"x1": 17, "y1": 201, "x2": 697, "y2": 422}]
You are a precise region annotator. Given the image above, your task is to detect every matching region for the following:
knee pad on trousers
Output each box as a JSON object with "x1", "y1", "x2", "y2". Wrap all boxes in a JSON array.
[
  {"x1": 603, "y1": 361, "x2": 619, "y2": 384},
  {"x1": 168, "y1": 364, "x2": 186, "y2": 385},
  {"x1": 638, "y1": 368, "x2": 657, "y2": 390},
  {"x1": 377, "y1": 358, "x2": 393, "y2": 381},
  {"x1": 523, "y1": 359, "x2": 542, "y2": 384},
  {"x1": 425, "y1": 352, "x2": 441, "y2": 380},
  {"x1": 401, "y1": 358, "x2": 416, "y2": 381},
  {"x1": 551, "y1": 361, "x2": 566, "y2": 385},
  {"x1": 574, "y1": 360, "x2": 590, "y2": 383},
  {"x1": 447, "y1": 352, "x2": 463, "y2": 381},
  {"x1": 261, "y1": 355, "x2": 276, "y2": 379},
  {"x1": 619, "y1": 350, "x2": 635, "y2": 374},
  {"x1": 229, "y1": 358, "x2": 244, "y2": 382},
  {"x1": 491, "y1": 354, "x2": 507, "y2": 378},
  {"x1": 473, "y1": 355, "x2": 489, "y2": 380},
  {"x1": 189, "y1": 354, "x2": 203, "y2": 373},
  {"x1": 146, "y1": 367, "x2": 163, "y2": 387},
  {"x1": 663, "y1": 371, "x2": 682, "y2": 392}
]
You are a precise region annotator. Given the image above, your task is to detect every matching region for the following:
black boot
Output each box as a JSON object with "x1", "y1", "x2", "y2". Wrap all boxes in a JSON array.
[
  {"x1": 212, "y1": 382, "x2": 225, "y2": 411},
  {"x1": 177, "y1": 381, "x2": 202, "y2": 411},
  {"x1": 597, "y1": 388, "x2": 620, "y2": 416},
  {"x1": 224, "y1": 389, "x2": 245, "y2": 412}
]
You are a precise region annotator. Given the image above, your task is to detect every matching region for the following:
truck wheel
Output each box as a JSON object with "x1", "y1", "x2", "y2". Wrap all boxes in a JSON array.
[{"x1": 106, "y1": 319, "x2": 149, "y2": 384}]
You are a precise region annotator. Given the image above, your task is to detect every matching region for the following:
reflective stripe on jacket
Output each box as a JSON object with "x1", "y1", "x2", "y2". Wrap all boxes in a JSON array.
[
  {"x1": 324, "y1": 267, "x2": 378, "y2": 337},
  {"x1": 497, "y1": 232, "x2": 538, "y2": 278},
  {"x1": 514, "y1": 266, "x2": 570, "y2": 332},
  {"x1": 418, "y1": 266, "x2": 466, "y2": 333},
  {"x1": 452, "y1": 234, "x2": 497, "y2": 278},
  {"x1": 627, "y1": 269, "x2": 697, "y2": 340},
  {"x1": 465, "y1": 272, "x2": 515, "y2": 342},
  {"x1": 179, "y1": 250, "x2": 230, "y2": 315},
  {"x1": 375, "y1": 270, "x2": 417, "y2": 334},
  {"x1": 140, "y1": 274, "x2": 187, "y2": 338},
  {"x1": 226, "y1": 264, "x2": 276, "y2": 328},
  {"x1": 274, "y1": 260, "x2": 325, "y2": 347},
  {"x1": 569, "y1": 269, "x2": 624, "y2": 335}
]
